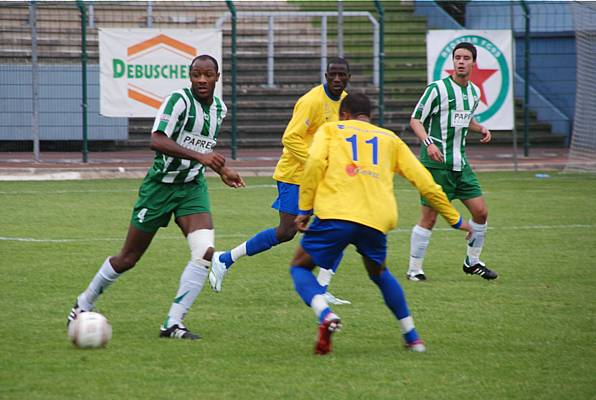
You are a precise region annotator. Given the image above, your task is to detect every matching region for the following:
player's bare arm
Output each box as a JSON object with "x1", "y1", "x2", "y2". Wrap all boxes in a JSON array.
[
  {"x1": 468, "y1": 119, "x2": 492, "y2": 143},
  {"x1": 213, "y1": 166, "x2": 246, "y2": 188},
  {"x1": 410, "y1": 118, "x2": 443, "y2": 162},
  {"x1": 295, "y1": 214, "x2": 311, "y2": 233},
  {"x1": 150, "y1": 131, "x2": 226, "y2": 170}
]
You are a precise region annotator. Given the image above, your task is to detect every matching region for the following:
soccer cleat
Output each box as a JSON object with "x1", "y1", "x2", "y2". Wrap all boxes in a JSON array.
[
  {"x1": 159, "y1": 324, "x2": 201, "y2": 340},
  {"x1": 406, "y1": 272, "x2": 427, "y2": 281},
  {"x1": 323, "y1": 291, "x2": 351, "y2": 305},
  {"x1": 67, "y1": 301, "x2": 89, "y2": 327},
  {"x1": 405, "y1": 338, "x2": 426, "y2": 353},
  {"x1": 209, "y1": 251, "x2": 227, "y2": 293},
  {"x1": 314, "y1": 312, "x2": 342, "y2": 355},
  {"x1": 463, "y1": 259, "x2": 498, "y2": 280}
]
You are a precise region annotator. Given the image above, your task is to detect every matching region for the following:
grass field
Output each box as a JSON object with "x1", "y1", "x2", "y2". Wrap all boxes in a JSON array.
[{"x1": 1, "y1": 172, "x2": 595, "y2": 399}]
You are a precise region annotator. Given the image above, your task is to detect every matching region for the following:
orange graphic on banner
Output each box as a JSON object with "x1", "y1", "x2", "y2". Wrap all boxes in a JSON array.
[
  {"x1": 128, "y1": 34, "x2": 196, "y2": 57},
  {"x1": 128, "y1": 88, "x2": 162, "y2": 109}
]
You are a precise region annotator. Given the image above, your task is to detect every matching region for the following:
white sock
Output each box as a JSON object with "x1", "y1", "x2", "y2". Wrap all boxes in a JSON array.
[
  {"x1": 408, "y1": 225, "x2": 432, "y2": 274},
  {"x1": 310, "y1": 294, "x2": 329, "y2": 320},
  {"x1": 398, "y1": 315, "x2": 416, "y2": 335},
  {"x1": 317, "y1": 268, "x2": 334, "y2": 288},
  {"x1": 164, "y1": 261, "x2": 208, "y2": 328},
  {"x1": 78, "y1": 257, "x2": 121, "y2": 311},
  {"x1": 230, "y1": 242, "x2": 247, "y2": 262},
  {"x1": 467, "y1": 220, "x2": 487, "y2": 265}
]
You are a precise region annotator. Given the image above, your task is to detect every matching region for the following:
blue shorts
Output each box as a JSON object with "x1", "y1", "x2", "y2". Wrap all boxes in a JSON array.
[
  {"x1": 301, "y1": 218, "x2": 387, "y2": 272},
  {"x1": 271, "y1": 181, "x2": 299, "y2": 215}
]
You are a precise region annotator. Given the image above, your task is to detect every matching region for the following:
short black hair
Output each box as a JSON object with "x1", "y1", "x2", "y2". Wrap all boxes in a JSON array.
[
  {"x1": 326, "y1": 57, "x2": 350, "y2": 73},
  {"x1": 340, "y1": 93, "x2": 371, "y2": 117},
  {"x1": 189, "y1": 54, "x2": 219, "y2": 73},
  {"x1": 452, "y1": 42, "x2": 477, "y2": 61}
]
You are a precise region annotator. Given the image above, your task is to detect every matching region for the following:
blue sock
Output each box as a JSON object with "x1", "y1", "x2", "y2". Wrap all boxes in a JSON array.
[
  {"x1": 370, "y1": 268, "x2": 419, "y2": 342},
  {"x1": 290, "y1": 266, "x2": 326, "y2": 306},
  {"x1": 246, "y1": 228, "x2": 279, "y2": 256},
  {"x1": 219, "y1": 252, "x2": 234, "y2": 269}
]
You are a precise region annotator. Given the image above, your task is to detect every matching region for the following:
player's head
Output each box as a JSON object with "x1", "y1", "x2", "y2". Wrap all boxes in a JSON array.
[
  {"x1": 451, "y1": 42, "x2": 476, "y2": 79},
  {"x1": 325, "y1": 57, "x2": 351, "y2": 98},
  {"x1": 189, "y1": 54, "x2": 220, "y2": 103},
  {"x1": 339, "y1": 93, "x2": 371, "y2": 121}
]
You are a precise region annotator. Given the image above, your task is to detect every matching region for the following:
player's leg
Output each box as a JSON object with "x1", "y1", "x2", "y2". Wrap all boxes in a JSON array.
[
  {"x1": 407, "y1": 205, "x2": 437, "y2": 280},
  {"x1": 68, "y1": 179, "x2": 168, "y2": 326},
  {"x1": 407, "y1": 168, "x2": 453, "y2": 281},
  {"x1": 159, "y1": 208, "x2": 214, "y2": 340},
  {"x1": 461, "y1": 196, "x2": 496, "y2": 279},
  {"x1": 356, "y1": 225, "x2": 425, "y2": 352},
  {"x1": 212, "y1": 181, "x2": 299, "y2": 274},
  {"x1": 73, "y1": 225, "x2": 156, "y2": 318},
  {"x1": 458, "y1": 165, "x2": 497, "y2": 280},
  {"x1": 290, "y1": 218, "x2": 349, "y2": 354}
]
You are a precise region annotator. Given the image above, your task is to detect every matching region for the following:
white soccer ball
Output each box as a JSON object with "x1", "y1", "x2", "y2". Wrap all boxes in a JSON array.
[{"x1": 68, "y1": 312, "x2": 112, "y2": 349}]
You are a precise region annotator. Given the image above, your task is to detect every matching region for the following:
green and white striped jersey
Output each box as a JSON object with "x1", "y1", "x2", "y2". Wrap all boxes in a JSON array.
[
  {"x1": 412, "y1": 76, "x2": 480, "y2": 171},
  {"x1": 147, "y1": 88, "x2": 226, "y2": 183}
]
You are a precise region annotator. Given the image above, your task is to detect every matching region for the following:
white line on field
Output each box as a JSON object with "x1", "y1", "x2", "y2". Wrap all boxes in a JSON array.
[
  {"x1": 1, "y1": 224, "x2": 594, "y2": 244},
  {"x1": 0, "y1": 184, "x2": 276, "y2": 195}
]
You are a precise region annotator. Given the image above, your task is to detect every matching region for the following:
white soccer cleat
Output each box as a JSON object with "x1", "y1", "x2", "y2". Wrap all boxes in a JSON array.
[
  {"x1": 323, "y1": 291, "x2": 351, "y2": 305},
  {"x1": 405, "y1": 339, "x2": 426, "y2": 353},
  {"x1": 209, "y1": 251, "x2": 227, "y2": 293}
]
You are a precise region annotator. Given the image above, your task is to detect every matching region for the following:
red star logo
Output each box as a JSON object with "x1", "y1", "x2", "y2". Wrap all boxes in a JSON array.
[{"x1": 446, "y1": 64, "x2": 497, "y2": 106}]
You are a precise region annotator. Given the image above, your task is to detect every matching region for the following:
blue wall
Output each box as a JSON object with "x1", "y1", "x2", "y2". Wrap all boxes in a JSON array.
[{"x1": 0, "y1": 64, "x2": 127, "y2": 140}]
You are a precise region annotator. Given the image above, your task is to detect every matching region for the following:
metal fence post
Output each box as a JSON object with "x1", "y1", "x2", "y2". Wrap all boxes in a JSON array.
[
  {"x1": 29, "y1": 0, "x2": 40, "y2": 161},
  {"x1": 337, "y1": 0, "x2": 344, "y2": 57},
  {"x1": 77, "y1": 0, "x2": 88, "y2": 163},
  {"x1": 267, "y1": 16, "x2": 275, "y2": 87},
  {"x1": 374, "y1": 0, "x2": 384, "y2": 126},
  {"x1": 225, "y1": 1, "x2": 237, "y2": 160},
  {"x1": 521, "y1": 1, "x2": 530, "y2": 157},
  {"x1": 147, "y1": 1, "x2": 153, "y2": 28},
  {"x1": 321, "y1": 15, "x2": 327, "y2": 83}
]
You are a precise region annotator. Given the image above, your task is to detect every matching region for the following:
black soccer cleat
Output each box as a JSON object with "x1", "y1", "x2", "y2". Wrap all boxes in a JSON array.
[
  {"x1": 159, "y1": 324, "x2": 201, "y2": 340},
  {"x1": 463, "y1": 259, "x2": 498, "y2": 280},
  {"x1": 406, "y1": 273, "x2": 427, "y2": 282},
  {"x1": 67, "y1": 301, "x2": 87, "y2": 327}
]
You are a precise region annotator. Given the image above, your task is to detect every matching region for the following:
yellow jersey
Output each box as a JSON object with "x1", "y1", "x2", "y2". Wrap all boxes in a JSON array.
[
  {"x1": 299, "y1": 119, "x2": 461, "y2": 234},
  {"x1": 273, "y1": 85, "x2": 347, "y2": 184}
]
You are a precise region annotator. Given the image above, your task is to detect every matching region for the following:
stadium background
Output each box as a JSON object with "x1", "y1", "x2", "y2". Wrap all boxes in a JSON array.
[{"x1": 0, "y1": 0, "x2": 593, "y2": 173}]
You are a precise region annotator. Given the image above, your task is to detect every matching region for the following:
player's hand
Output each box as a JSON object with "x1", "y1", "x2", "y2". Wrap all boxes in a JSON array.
[
  {"x1": 197, "y1": 152, "x2": 226, "y2": 170},
  {"x1": 480, "y1": 127, "x2": 492, "y2": 143},
  {"x1": 219, "y1": 167, "x2": 245, "y2": 188},
  {"x1": 427, "y1": 143, "x2": 444, "y2": 162},
  {"x1": 459, "y1": 219, "x2": 473, "y2": 240},
  {"x1": 295, "y1": 215, "x2": 311, "y2": 233}
]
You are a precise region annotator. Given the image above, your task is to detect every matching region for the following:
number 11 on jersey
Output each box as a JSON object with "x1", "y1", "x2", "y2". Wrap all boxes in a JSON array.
[{"x1": 346, "y1": 134, "x2": 378, "y2": 165}]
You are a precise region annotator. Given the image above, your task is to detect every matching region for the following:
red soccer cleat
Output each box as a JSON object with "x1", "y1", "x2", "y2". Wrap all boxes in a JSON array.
[{"x1": 314, "y1": 313, "x2": 342, "y2": 355}]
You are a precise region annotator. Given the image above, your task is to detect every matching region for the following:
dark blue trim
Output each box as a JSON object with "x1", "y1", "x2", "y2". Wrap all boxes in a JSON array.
[
  {"x1": 451, "y1": 216, "x2": 463, "y2": 229},
  {"x1": 323, "y1": 84, "x2": 341, "y2": 101},
  {"x1": 299, "y1": 209, "x2": 313, "y2": 216}
]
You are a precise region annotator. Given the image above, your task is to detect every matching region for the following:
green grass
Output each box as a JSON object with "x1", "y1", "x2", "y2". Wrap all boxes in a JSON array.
[{"x1": 1, "y1": 172, "x2": 595, "y2": 399}]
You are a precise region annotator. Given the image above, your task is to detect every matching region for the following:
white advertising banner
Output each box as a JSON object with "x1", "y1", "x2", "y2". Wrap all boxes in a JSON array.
[
  {"x1": 426, "y1": 30, "x2": 514, "y2": 129},
  {"x1": 99, "y1": 28, "x2": 222, "y2": 117}
]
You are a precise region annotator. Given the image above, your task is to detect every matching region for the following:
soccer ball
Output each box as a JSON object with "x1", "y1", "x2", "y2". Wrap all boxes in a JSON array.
[{"x1": 68, "y1": 312, "x2": 112, "y2": 349}]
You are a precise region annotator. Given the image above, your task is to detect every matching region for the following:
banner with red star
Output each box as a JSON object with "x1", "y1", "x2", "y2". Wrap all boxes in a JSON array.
[{"x1": 426, "y1": 30, "x2": 514, "y2": 130}]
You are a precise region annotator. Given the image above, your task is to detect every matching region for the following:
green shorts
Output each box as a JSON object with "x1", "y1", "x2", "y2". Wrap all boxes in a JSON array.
[
  {"x1": 130, "y1": 175, "x2": 211, "y2": 232},
  {"x1": 421, "y1": 164, "x2": 483, "y2": 206}
]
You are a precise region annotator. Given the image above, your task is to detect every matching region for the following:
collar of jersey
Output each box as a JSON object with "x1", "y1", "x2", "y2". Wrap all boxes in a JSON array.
[{"x1": 323, "y1": 84, "x2": 342, "y2": 101}]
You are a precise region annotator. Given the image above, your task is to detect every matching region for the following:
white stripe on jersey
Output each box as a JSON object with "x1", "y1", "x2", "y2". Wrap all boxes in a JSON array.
[
  {"x1": 436, "y1": 80, "x2": 449, "y2": 160},
  {"x1": 452, "y1": 81, "x2": 464, "y2": 170},
  {"x1": 151, "y1": 91, "x2": 187, "y2": 138}
]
